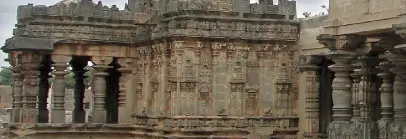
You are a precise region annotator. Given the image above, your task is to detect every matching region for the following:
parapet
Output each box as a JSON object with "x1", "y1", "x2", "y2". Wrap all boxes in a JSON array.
[
  {"x1": 2, "y1": 0, "x2": 156, "y2": 52},
  {"x1": 16, "y1": 0, "x2": 157, "y2": 24},
  {"x1": 160, "y1": 0, "x2": 296, "y2": 19}
]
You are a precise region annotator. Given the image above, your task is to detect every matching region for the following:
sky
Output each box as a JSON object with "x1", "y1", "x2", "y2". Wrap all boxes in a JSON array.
[{"x1": 0, "y1": 0, "x2": 328, "y2": 67}]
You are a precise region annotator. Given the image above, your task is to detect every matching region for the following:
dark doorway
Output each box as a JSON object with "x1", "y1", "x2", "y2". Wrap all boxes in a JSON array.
[
  {"x1": 105, "y1": 58, "x2": 121, "y2": 123},
  {"x1": 318, "y1": 56, "x2": 334, "y2": 134}
]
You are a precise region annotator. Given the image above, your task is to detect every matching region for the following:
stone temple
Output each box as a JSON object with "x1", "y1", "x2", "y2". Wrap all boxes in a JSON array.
[{"x1": 2, "y1": 0, "x2": 406, "y2": 139}]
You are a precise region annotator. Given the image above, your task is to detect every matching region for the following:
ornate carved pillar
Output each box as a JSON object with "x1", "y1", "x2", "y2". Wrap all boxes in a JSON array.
[
  {"x1": 388, "y1": 23, "x2": 406, "y2": 138},
  {"x1": 71, "y1": 57, "x2": 88, "y2": 123},
  {"x1": 38, "y1": 56, "x2": 52, "y2": 123},
  {"x1": 385, "y1": 51, "x2": 406, "y2": 123},
  {"x1": 117, "y1": 57, "x2": 134, "y2": 123},
  {"x1": 10, "y1": 52, "x2": 23, "y2": 123},
  {"x1": 328, "y1": 52, "x2": 355, "y2": 122},
  {"x1": 377, "y1": 58, "x2": 394, "y2": 139},
  {"x1": 21, "y1": 52, "x2": 42, "y2": 123},
  {"x1": 317, "y1": 34, "x2": 365, "y2": 138},
  {"x1": 91, "y1": 56, "x2": 113, "y2": 123},
  {"x1": 50, "y1": 55, "x2": 71, "y2": 123},
  {"x1": 377, "y1": 59, "x2": 394, "y2": 121},
  {"x1": 299, "y1": 55, "x2": 322, "y2": 139},
  {"x1": 356, "y1": 55, "x2": 380, "y2": 139},
  {"x1": 351, "y1": 60, "x2": 362, "y2": 122}
]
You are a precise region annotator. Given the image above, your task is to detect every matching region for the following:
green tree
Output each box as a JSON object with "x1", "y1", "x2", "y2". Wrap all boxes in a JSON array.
[{"x1": 0, "y1": 67, "x2": 12, "y2": 85}]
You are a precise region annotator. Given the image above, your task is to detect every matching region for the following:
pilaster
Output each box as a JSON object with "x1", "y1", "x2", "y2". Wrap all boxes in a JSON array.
[
  {"x1": 117, "y1": 57, "x2": 134, "y2": 123},
  {"x1": 50, "y1": 55, "x2": 71, "y2": 123},
  {"x1": 299, "y1": 55, "x2": 323, "y2": 139},
  {"x1": 91, "y1": 56, "x2": 113, "y2": 123},
  {"x1": 21, "y1": 52, "x2": 42, "y2": 123}
]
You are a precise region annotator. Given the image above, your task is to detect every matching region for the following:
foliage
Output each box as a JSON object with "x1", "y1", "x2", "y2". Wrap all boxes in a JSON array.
[
  {"x1": 302, "y1": 5, "x2": 329, "y2": 18},
  {"x1": 0, "y1": 67, "x2": 12, "y2": 85}
]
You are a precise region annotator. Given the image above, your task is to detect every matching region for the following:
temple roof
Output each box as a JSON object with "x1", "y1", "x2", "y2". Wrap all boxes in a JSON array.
[{"x1": 59, "y1": 0, "x2": 81, "y2": 5}]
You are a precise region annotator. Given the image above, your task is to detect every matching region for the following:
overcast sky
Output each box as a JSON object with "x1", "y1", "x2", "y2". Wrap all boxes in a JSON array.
[{"x1": 0, "y1": 0, "x2": 328, "y2": 67}]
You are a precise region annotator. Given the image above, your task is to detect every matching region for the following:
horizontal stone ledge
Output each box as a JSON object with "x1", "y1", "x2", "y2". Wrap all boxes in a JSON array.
[
  {"x1": 9, "y1": 123, "x2": 135, "y2": 130},
  {"x1": 132, "y1": 115, "x2": 299, "y2": 120}
]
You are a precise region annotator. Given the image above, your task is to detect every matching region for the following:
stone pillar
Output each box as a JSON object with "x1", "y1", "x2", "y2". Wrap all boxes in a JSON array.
[
  {"x1": 351, "y1": 60, "x2": 361, "y2": 122},
  {"x1": 117, "y1": 58, "x2": 134, "y2": 123},
  {"x1": 385, "y1": 52, "x2": 406, "y2": 123},
  {"x1": 327, "y1": 51, "x2": 355, "y2": 122},
  {"x1": 10, "y1": 58, "x2": 23, "y2": 123},
  {"x1": 50, "y1": 55, "x2": 71, "y2": 123},
  {"x1": 357, "y1": 55, "x2": 379, "y2": 139},
  {"x1": 299, "y1": 55, "x2": 322, "y2": 139},
  {"x1": 317, "y1": 34, "x2": 366, "y2": 139},
  {"x1": 91, "y1": 56, "x2": 113, "y2": 123},
  {"x1": 325, "y1": 51, "x2": 356, "y2": 138},
  {"x1": 21, "y1": 52, "x2": 42, "y2": 123},
  {"x1": 38, "y1": 57, "x2": 52, "y2": 123},
  {"x1": 71, "y1": 58, "x2": 88, "y2": 123},
  {"x1": 377, "y1": 59, "x2": 394, "y2": 139}
]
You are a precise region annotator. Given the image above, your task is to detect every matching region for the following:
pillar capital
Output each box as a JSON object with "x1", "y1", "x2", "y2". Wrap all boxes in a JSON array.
[{"x1": 298, "y1": 55, "x2": 322, "y2": 72}]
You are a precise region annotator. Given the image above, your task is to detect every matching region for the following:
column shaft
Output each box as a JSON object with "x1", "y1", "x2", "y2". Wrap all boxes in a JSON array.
[
  {"x1": 377, "y1": 60, "x2": 394, "y2": 121},
  {"x1": 21, "y1": 53, "x2": 41, "y2": 123},
  {"x1": 11, "y1": 66, "x2": 23, "y2": 123},
  {"x1": 327, "y1": 53, "x2": 355, "y2": 122},
  {"x1": 50, "y1": 55, "x2": 71, "y2": 123},
  {"x1": 92, "y1": 65, "x2": 110, "y2": 123},
  {"x1": 386, "y1": 52, "x2": 406, "y2": 123},
  {"x1": 117, "y1": 65, "x2": 131, "y2": 123}
]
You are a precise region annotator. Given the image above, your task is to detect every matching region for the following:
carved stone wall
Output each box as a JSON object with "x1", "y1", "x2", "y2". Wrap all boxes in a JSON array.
[
  {"x1": 131, "y1": 40, "x2": 299, "y2": 138},
  {"x1": 3, "y1": 0, "x2": 301, "y2": 138}
]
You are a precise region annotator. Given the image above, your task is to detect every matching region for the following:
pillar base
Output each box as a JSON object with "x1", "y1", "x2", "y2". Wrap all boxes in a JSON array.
[
  {"x1": 21, "y1": 109, "x2": 38, "y2": 123},
  {"x1": 328, "y1": 121, "x2": 352, "y2": 139},
  {"x1": 328, "y1": 121, "x2": 379, "y2": 139},
  {"x1": 51, "y1": 109, "x2": 66, "y2": 123},
  {"x1": 12, "y1": 108, "x2": 21, "y2": 123},
  {"x1": 73, "y1": 109, "x2": 86, "y2": 123},
  {"x1": 118, "y1": 107, "x2": 130, "y2": 123},
  {"x1": 93, "y1": 110, "x2": 106, "y2": 123},
  {"x1": 378, "y1": 120, "x2": 392, "y2": 139},
  {"x1": 386, "y1": 123, "x2": 406, "y2": 138}
]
